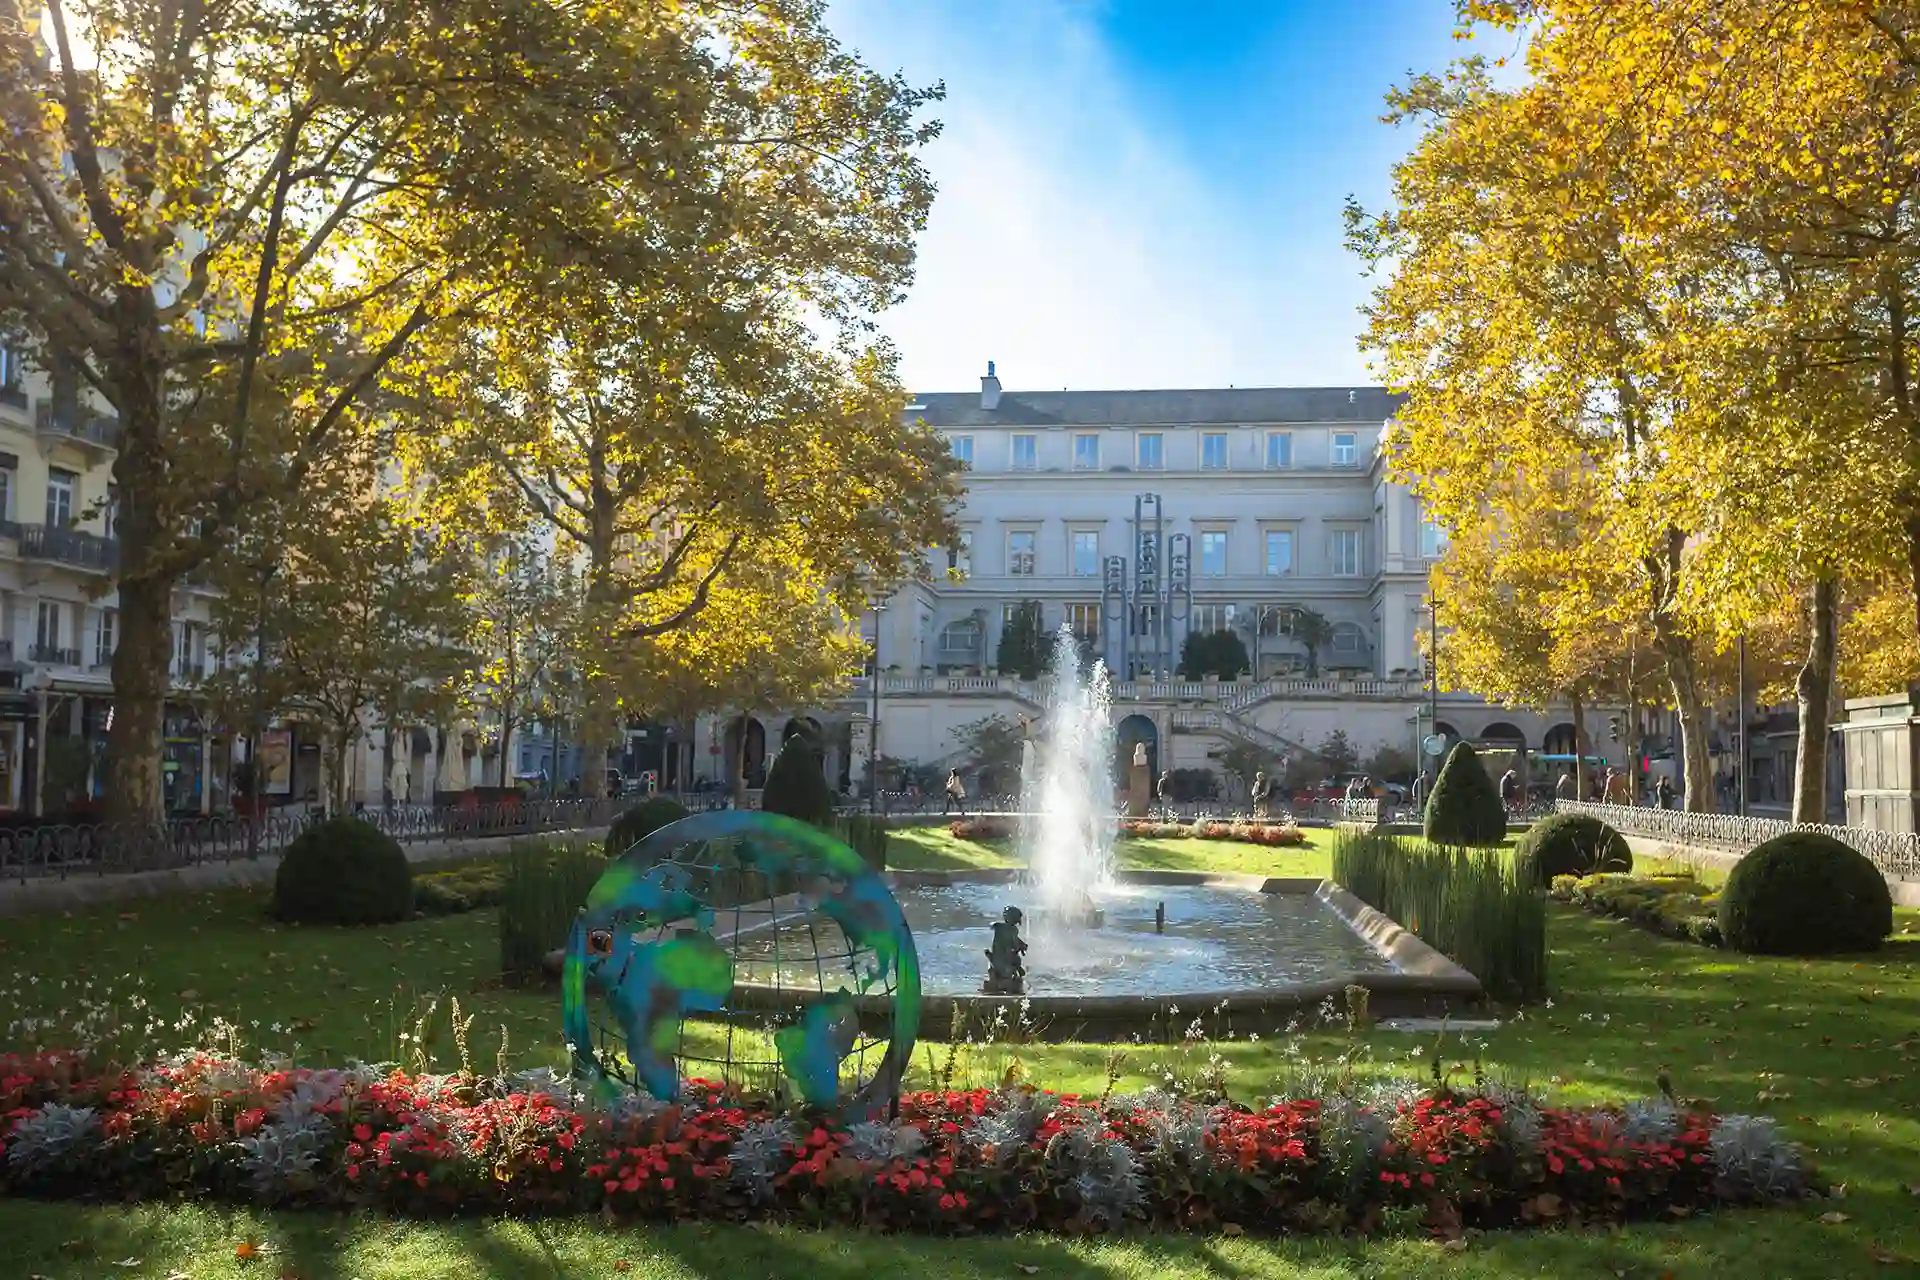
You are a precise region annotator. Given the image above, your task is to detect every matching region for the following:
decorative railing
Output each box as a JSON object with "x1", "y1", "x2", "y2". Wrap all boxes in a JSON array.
[
  {"x1": 34, "y1": 400, "x2": 122, "y2": 448},
  {"x1": 19, "y1": 524, "x2": 119, "y2": 572},
  {"x1": 1555, "y1": 800, "x2": 1920, "y2": 882},
  {"x1": 0, "y1": 797, "x2": 628, "y2": 883},
  {"x1": 844, "y1": 674, "x2": 1428, "y2": 710}
]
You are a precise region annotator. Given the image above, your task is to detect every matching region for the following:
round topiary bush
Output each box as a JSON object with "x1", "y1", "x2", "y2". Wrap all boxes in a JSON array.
[
  {"x1": 1422, "y1": 742, "x2": 1508, "y2": 847},
  {"x1": 606, "y1": 796, "x2": 690, "y2": 858},
  {"x1": 272, "y1": 816, "x2": 412, "y2": 925},
  {"x1": 1515, "y1": 813, "x2": 1632, "y2": 885},
  {"x1": 1718, "y1": 831, "x2": 1893, "y2": 955},
  {"x1": 760, "y1": 739, "x2": 836, "y2": 827}
]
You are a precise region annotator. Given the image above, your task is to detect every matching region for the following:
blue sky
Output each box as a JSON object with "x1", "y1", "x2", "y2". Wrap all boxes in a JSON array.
[{"x1": 828, "y1": 0, "x2": 1492, "y2": 394}]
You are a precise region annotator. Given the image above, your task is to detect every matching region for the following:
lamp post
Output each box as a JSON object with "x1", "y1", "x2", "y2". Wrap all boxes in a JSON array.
[
  {"x1": 868, "y1": 597, "x2": 887, "y2": 814},
  {"x1": 1425, "y1": 597, "x2": 1441, "y2": 752}
]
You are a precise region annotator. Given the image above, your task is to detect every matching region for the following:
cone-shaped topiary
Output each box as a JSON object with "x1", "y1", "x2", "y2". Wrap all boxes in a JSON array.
[
  {"x1": 760, "y1": 738, "x2": 836, "y2": 827},
  {"x1": 1718, "y1": 831, "x2": 1893, "y2": 955},
  {"x1": 273, "y1": 816, "x2": 413, "y2": 925},
  {"x1": 1422, "y1": 742, "x2": 1507, "y2": 847},
  {"x1": 606, "y1": 795, "x2": 690, "y2": 859},
  {"x1": 1515, "y1": 813, "x2": 1632, "y2": 886}
]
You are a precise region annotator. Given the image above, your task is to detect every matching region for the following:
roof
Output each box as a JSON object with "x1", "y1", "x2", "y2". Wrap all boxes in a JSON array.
[{"x1": 904, "y1": 385, "x2": 1405, "y2": 428}]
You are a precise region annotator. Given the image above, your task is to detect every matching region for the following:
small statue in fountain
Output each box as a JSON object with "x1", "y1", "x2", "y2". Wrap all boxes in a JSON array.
[{"x1": 982, "y1": 906, "x2": 1028, "y2": 995}]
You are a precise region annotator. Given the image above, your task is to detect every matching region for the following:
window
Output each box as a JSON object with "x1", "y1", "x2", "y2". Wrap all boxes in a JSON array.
[
  {"x1": 1137, "y1": 433, "x2": 1164, "y2": 470},
  {"x1": 1007, "y1": 529, "x2": 1036, "y2": 576},
  {"x1": 1332, "y1": 432, "x2": 1358, "y2": 467},
  {"x1": 947, "y1": 531, "x2": 972, "y2": 578},
  {"x1": 1071, "y1": 530, "x2": 1101, "y2": 577},
  {"x1": 1073, "y1": 433, "x2": 1100, "y2": 470},
  {"x1": 1420, "y1": 516, "x2": 1449, "y2": 558},
  {"x1": 950, "y1": 435, "x2": 973, "y2": 465},
  {"x1": 104, "y1": 486, "x2": 119, "y2": 539},
  {"x1": 35, "y1": 600, "x2": 61, "y2": 651},
  {"x1": 1131, "y1": 602, "x2": 1160, "y2": 636},
  {"x1": 0, "y1": 343, "x2": 20, "y2": 389},
  {"x1": 1010, "y1": 433, "x2": 1037, "y2": 470},
  {"x1": 0, "y1": 465, "x2": 12, "y2": 522},
  {"x1": 1065, "y1": 602, "x2": 1101, "y2": 642},
  {"x1": 1330, "y1": 528, "x2": 1362, "y2": 576},
  {"x1": 1199, "y1": 530, "x2": 1228, "y2": 576},
  {"x1": 1201, "y1": 433, "x2": 1229, "y2": 470},
  {"x1": 94, "y1": 609, "x2": 115, "y2": 667},
  {"x1": 175, "y1": 621, "x2": 195, "y2": 676},
  {"x1": 938, "y1": 619, "x2": 981, "y2": 654},
  {"x1": 45, "y1": 468, "x2": 75, "y2": 527},
  {"x1": 1265, "y1": 432, "x2": 1293, "y2": 469},
  {"x1": 1264, "y1": 529, "x2": 1293, "y2": 575},
  {"x1": 1191, "y1": 603, "x2": 1237, "y2": 634}
]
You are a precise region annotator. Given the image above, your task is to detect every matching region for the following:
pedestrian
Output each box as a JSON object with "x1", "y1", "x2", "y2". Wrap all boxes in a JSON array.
[
  {"x1": 943, "y1": 769, "x2": 968, "y2": 817},
  {"x1": 1411, "y1": 771, "x2": 1430, "y2": 809},
  {"x1": 1603, "y1": 767, "x2": 1632, "y2": 805},
  {"x1": 1655, "y1": 772, "x2": 1674, "y2": 810},
  {"x1": 1555, "y1": 770, "x2": 1572, "y2": 800},
  {"x1": 1499, "y1": 768, "x2": 1520, "y2": 811}
]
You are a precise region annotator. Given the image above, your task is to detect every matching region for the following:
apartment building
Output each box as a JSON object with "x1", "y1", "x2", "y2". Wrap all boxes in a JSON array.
[
  {"x1": 0, "y1": 340, "x2": 222, "y2": 817},
  {"x1": 688, "y1": 367, "x2": 1623, "y2": 794}
]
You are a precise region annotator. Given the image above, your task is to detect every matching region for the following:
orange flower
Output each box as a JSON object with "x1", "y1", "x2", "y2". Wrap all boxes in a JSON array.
[{"x1": 235, "y1": 1240, "x2": 263, "y2": 1261}]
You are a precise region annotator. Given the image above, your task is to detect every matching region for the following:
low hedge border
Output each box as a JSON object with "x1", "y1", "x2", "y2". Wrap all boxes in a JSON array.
[
  {"x1": 0, "y1": 1051, "x2": 1814, "y2": 1235},
  {"x1": 1550, "y1": 873, "x2": 1723, "y2": 948},
  {"x1": 949, "y1": 818, "x2": 1306, "y2": 848}
]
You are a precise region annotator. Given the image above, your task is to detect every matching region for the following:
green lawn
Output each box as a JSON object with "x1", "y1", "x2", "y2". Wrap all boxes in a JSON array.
[
  {"x1": 888, "y1": 825, "x2": 1337, "y2": 878},
  {"x1": 3, "y1": 846, "x2": 1918, "y2": 1278}
]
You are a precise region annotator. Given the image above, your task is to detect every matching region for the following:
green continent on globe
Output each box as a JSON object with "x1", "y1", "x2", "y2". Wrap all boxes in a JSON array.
[
  {"x1": 610, "y1": 931, "x2": 735, "y2": 1101},
  {"x1": 775, "y1": 988, "x2": 861, "y2": 1105}
]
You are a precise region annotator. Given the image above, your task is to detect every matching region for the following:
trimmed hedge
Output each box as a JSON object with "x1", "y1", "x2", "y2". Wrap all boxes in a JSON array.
[
  {"x1": 834, "y1": 813, "x2": 890, "y2": 870},
  {"x1": 1515, "y1": 813, "x2": 1632, "y2": 886},
  {"x1": 499, "y1": 841, "x2": 607, "y2": 980},
  {"x1": 1423, "y1": 742, "x2": 1507, "y2": 848},
  {"x1": 1552, "y1": 872, "x2": 1723, "y2": 947},
  {"x1": 1718, "y1": 832, "x2": 1893, "y2": 955},
  {"x1": 606, "y1": 796, "x2": 690, "y2": 859},
  {"x1": 272, "y1": 816, "x2": 413, "y2": 925},
  {"x1": 761, "y1": 739, "x2": 836, "y2": 827}
]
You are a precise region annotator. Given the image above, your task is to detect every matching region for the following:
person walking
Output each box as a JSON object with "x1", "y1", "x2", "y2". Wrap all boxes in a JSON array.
[
  {"x1": 1499, "y1": 767, "x2": 1521, "y2": 812},
  {"x1": 943, "y1": 769, "x2": 968, "y2": 817},
  {"x1": 1555, "y1": 770, "x2": 1573, "y2": 800},
  {"x1": 1603, "y1": 767, "x2": 1632, "y2": 805},
  {"x1": 1654, "y1": 772, "x2": 1675, "y2": 810}
]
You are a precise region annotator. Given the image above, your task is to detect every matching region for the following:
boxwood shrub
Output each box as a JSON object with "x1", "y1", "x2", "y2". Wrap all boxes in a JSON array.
[
  {"x1": 272, "y1": 816, "x2": 413, "y2": 925},
  {"x1": 1516, "y1": 813, "x2": 1632, "y2": 886},
  {"x1": 1718, "y1": 831, "x2": 1893, "y2": 955}
]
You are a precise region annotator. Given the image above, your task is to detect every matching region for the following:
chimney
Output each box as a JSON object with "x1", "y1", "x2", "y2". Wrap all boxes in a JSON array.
[{"x1": 980, "y1": 360, "x2": 1001, "y2": 411}]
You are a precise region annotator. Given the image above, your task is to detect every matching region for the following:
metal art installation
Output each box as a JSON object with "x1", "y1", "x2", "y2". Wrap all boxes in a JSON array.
[{"x1": 563, "y1": 810, "x2": 920, "y2": 1117}]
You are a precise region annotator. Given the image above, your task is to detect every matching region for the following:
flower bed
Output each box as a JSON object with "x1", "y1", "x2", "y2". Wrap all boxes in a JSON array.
[
  {"x1": 0, "y1": 1051, "x2": 1812, "y2": 1235},
  {"x1": 1121, "y1": 819, "x2": 1308, "y2": 848},
  {"x1": 1551, "y1": 873, "x2": 1723, "y2": 948},
  {"x1": 949, "y1": 817, "x2": 1018, "y2": 841}
]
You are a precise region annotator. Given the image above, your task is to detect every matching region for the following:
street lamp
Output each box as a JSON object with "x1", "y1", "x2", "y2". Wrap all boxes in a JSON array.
[
  {"x1": 1420, "y1": 597, "x2": 1441, "y2": 771},
  {"x1": 867, "y1": 596, "x2": 887, "y2": 814}
]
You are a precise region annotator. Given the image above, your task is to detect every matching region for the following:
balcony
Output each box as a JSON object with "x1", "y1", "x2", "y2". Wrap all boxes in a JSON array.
[
  {"x1": 34, "y1": 400, "x2": 121, "y2": 455},
  {"x1": 19, "y1": 524, "x2": 119, "y2": 573},
  {"x1": 29, "y1": 643, "x2": 82, "y2": 667}
]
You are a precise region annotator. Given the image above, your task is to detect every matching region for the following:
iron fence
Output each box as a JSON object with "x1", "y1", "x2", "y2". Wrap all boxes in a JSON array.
[
  {"x1": 1554, "y1": 800, "x2": 1920, "y2": 882},
  {"x1": 1, "y1": 798, "x2": 627, "y2": 883}
]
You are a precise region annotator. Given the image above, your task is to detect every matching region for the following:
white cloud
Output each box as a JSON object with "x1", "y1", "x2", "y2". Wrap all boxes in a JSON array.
[{"x1": 830, "y1": 0, "x2": 1379, "y2": 394}]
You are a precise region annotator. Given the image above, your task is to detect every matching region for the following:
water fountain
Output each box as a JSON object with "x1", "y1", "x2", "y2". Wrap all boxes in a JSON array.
[{"x1": 1018, "y1": 625, "x2": 1117, "y2": 922}]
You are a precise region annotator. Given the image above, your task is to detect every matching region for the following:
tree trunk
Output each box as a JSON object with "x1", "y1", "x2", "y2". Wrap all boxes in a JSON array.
[
  {"x1": 105, "y1": 573, "x2": 174, "y2": 824},
  {"x1": 734, "y1": 710, "x2": 752, "y2": 805},
  {"x1": 1570, "y1": 690, "x2": 1587, "y2": 800},
  {"x1": 1665, "y1": 670, "x2": 1714, "y2": 813},
  {"x1": 381, "y1": 723, "x2": 395, "y2": 810},
  {"x1": 1793, "y1": 576, "x2": 1839, "y2": 824},
  {"x1": 331, "y1": 730, "x2": 354, "y2": 814}
]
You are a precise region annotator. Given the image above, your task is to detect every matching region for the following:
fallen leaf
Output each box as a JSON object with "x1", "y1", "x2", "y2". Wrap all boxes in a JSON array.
[
  {"x1": 1870, "y1": 1245, "x2": 1906, "y2": 1266},
  {"x1": 1441, "y1": 1238, "x2": 1469, "y2": 1252},
  {"x1": 1818, "y1": 1211, "x2": 1851, "y2": 1225},
  {"x1": 1018, "y1": 1267, "x2": 1040, "y2": 1276},
  {"x1": 614, "y1": 1263, "x2": 632, "y2": 1274},
  {"x1": 1219, "y1": 1223, "x2": 1244, "y2": 1237},
  {"x1": 112, "y1": 1261, "x2": 142, "y2": 1269},
  {"x1": 236, "y1": 1240, "x2": 264, "y2": 1261}
]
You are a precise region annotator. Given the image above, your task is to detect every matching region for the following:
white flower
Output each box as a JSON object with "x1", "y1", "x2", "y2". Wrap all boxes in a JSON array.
[{"x1": 1409, "y1": 1047, "x2": 1424, "y2": 1058}]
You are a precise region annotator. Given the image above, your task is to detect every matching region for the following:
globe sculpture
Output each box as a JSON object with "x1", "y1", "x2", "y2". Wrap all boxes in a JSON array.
[{"x1": 562, "y1": 810, "x2": 920, "y2": 1118}]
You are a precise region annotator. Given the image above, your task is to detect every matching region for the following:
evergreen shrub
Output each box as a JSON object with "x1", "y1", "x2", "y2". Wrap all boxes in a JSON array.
[
  {"x1": 1422, "y1": 742, "x2": 1507, "y2": 847},
  {"x1": 272, "y1": 817, "x2": 413, "y2": 926},
  {"x1": 1718, "y1": 832, "x2": 1893, "y2": 955}
]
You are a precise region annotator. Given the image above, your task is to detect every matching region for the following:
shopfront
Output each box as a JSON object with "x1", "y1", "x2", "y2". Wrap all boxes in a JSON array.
[{"x1": 162, "y1": 704, "x2": 206, "y2": 816}]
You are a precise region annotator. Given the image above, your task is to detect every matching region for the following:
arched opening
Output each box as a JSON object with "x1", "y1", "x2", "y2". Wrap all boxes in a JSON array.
[
  {"x1": 723, "y1": 715, "x2": 768, "y2": 789},
  {"x1": 1543, "y1": 722, "x2": 1579, "y2": 757},
  {"x1": 1115, "y1": 713, "x2": 1159, "y2": 782}
]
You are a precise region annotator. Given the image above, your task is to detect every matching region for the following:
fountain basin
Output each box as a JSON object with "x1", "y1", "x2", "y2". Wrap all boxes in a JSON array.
[{"x1": 717, "y1": 870, "x2": 1484, "y2": 1041}]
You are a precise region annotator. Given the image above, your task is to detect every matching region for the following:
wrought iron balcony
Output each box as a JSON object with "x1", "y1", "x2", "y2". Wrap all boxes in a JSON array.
[
  {"x1": 34, "y1": 400, "x2": 122, "y2": 450},
  {"x1": 19, "y1": 524, "x2": 119, "y2": 573},
  {"x1": 29, "y1": 643, "x2": 82, "y2": 666}
]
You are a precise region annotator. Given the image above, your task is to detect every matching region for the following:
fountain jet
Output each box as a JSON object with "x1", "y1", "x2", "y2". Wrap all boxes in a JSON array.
[{"x1": 1019, "y1": 625, "x2": 1117, "y2": 919}]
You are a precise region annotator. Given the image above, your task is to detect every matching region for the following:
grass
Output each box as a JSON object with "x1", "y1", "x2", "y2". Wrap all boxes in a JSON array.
[
  {"x1": 887, "y1": 825, "x2": 1337, "y2": 878},
  {"x1": 3, "y1": 849, "x2": 1920, "y2": 1277}
]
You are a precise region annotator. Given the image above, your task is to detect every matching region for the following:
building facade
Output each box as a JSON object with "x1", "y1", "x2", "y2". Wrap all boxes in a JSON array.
[{"x1": 689, "y1": 369, "x2": 1622, "y2": 795}]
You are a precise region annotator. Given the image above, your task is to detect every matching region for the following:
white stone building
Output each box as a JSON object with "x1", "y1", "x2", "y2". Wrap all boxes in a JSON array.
[{"x1": 688, "y1": 368, "x2": 1623, "y2": 796}]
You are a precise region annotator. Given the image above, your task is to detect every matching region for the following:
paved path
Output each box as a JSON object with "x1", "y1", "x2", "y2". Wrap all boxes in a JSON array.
[{"x1": 0, "y1": 827, "x2": 610, "y2": 919}]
